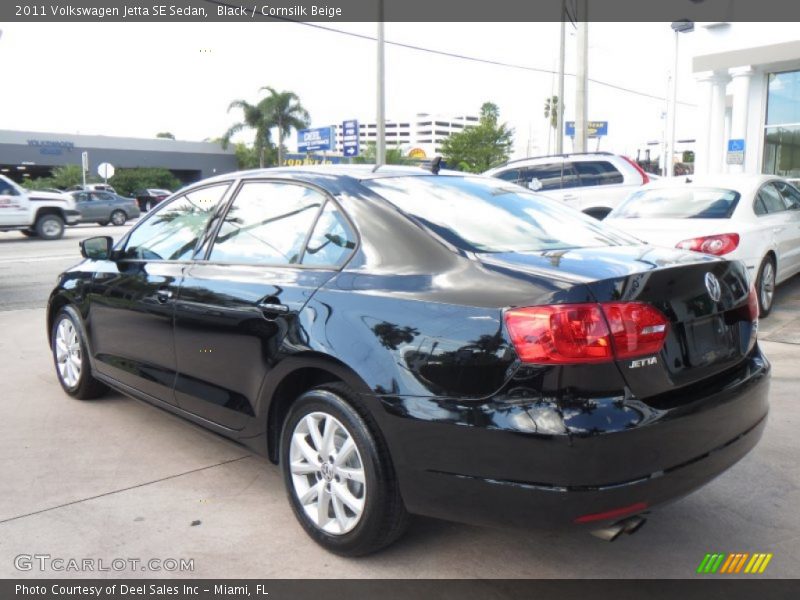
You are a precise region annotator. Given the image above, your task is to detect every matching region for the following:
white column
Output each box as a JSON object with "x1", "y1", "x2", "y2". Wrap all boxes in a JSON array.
[
  {"x1": 693, "y1": 72, "x2": 716, "y2": 176},
  {"x1": 728, "y1": 66, "x2": 754, "y2": 174},
  {"x1": 708, "y1": 72, "x2": 731, "y2": 174}
]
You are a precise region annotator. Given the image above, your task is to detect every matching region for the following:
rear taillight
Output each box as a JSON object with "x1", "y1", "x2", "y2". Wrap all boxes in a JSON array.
[
  {"x1": 676, "y1": 233, "x2": 739, "y2": 256},
  {"x1": 621, "y1": 155, "x2": 650, "y2": 185},
  {"x1": 746, "y1": 286, "x2": 759, "y2": 321},
  {"x1": 505, "y1": 302, "x2": 668, "y2": 365}
]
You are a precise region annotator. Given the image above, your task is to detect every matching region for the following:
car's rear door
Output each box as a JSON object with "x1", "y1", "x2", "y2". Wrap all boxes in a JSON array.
[
  {"x1": 86, "y1": 182, "x2": 231, "y2": 404},
  {"x1": 172, "y1": 180, "x2": 356, "y2": 430},
  {"x1": 771, "y1": 180, "x2": 800, "y2": 276}
]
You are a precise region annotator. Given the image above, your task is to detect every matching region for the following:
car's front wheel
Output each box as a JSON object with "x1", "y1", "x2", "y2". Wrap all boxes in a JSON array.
[
  {"x1": 280, "y1": 383, "x2": 409, "y2": 556},
  {"x1": 756, "y1": 255, "x2": 776, "y2": 317},
  {"x1": 51, "y1": 307, "x2": 109, "y2": 399}
]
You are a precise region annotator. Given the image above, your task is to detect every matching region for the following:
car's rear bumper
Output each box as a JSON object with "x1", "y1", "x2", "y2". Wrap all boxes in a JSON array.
[{"x1": 379, "y1": 349, "x2": 770, "y2": 530}]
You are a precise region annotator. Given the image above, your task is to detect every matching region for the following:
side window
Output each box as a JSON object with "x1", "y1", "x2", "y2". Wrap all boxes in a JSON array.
[
  {"x1": 209, "y1": 181, "x2": 325, "y2": 265},
  {"x1": 494, "y1": 169, "x2": 520, "y2": 183},
  {"x1": 758, "y1": 184, "x2": 788, "y2": 214},
  {"x1": 122, "y1": 183, "x2": 229, "y2": 261},
  {"x1": 560, "y1": 163, "x2": 581, "y2": 189},
  {"x1": 75, "y1": 192, "x2": 90, "y2": 202},
  {"x1": 574, "y1": 161, "x2": 625, "y2": 186},
  {"x1": 520, "y1": 163, "x2": 562, "y2": 191},
  {"x1": 753, "y1": 195, "x2": 768, "y2": 216},
  {"x1": 0, "y1": 180, "x2": 20, "y2": 196},
  {"x1": 774, "y1": 181, "x2": 800, "y2": 209},
  {"x1": 302, "y1": 201, "x2": 357, "y2": 267}
]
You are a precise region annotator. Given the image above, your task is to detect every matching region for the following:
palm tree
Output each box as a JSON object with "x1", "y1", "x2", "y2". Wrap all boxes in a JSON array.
[
  {"x1": 544, "y1": 95, "x2": 559, "y2": 130},
  {"x1": 222, "y1": 97, "x2": 273, "y2": 168},
  {"x1": 261, "y1": 87, "x2": 310, "y2": 166}
]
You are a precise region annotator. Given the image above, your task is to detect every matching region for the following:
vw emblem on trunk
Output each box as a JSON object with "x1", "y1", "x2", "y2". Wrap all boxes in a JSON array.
[{"x1": 705, "y1": 272, "x2": 722, "y2": 302}]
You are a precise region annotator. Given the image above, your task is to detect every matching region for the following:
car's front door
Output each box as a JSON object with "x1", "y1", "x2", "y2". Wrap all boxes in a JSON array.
[
  {"x1": 756, "y1": 182, "x2": 797, "y2": 280},
  {"x1": 173, "y1": 180, "x2": 356, "y2": 430},
  {"x1": 772, "y1": 180, "x2": 800, "y2": 276},
  {"x1": 86, "y1": 183, "x2": 231, "y2": 403}
]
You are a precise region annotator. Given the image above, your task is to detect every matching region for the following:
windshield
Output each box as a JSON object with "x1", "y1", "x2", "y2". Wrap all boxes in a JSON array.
[
  {"x1": 364, "y1": 175, "x2": 636, "y2": 253},
  {"x1": 610, "y1": 187, "x2": 740, "y2": 219}
]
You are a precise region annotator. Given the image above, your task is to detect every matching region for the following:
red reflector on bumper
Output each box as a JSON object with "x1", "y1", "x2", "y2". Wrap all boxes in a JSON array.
[{"x1": 574, "y1": 502, "x2": 649, "y2": 524}]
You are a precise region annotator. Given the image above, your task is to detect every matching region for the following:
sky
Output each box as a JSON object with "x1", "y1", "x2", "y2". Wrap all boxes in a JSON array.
[{"x1": 0, "y1": 21, "x2": 707, "y2": 159}]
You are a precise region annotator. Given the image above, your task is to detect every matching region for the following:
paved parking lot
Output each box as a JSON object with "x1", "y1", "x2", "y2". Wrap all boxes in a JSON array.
[{"x1": 1, "y1": 228, "x2": 799, "y2": 578}]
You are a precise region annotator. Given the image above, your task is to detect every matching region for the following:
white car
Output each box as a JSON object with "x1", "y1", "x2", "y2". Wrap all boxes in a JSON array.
[
  {"x1": 484, "y1": 152, "x2": 651, "y2": 219},
  {"x1": 605, "y1": 174, "x2": 800, "y2": 316}
]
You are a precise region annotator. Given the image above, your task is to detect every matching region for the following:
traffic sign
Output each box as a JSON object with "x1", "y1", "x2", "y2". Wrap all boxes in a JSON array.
[
  {"x1": 565, "y1": 121, "x2": 608, "y2": 137},
  {"x1": 342, "y1": 119, "x2": 359, "y2": 157},
  {"x1": 726, "y1": 139, "x2": 745, "y2": 165},
  {"x1": 298, "y1": 127, "x2": 335, "y2": 153},
  {"x1": 97, "y1": 162, "x2": 115, "y2": 179}
]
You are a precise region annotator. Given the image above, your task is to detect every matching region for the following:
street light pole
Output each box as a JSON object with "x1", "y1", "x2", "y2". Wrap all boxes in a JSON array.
[
  {"x1": 376, "y1": 1, "x2": 386, "y2": 166},
  {"x1": 667, "y1": 20, "x2": 694, "y2": 177},
  {"x1": 556, "y1": 0, "x2": 565, "y2": 155},
  {"x1": 574, "y1": 0, "x2": 589, "y2": 153}
]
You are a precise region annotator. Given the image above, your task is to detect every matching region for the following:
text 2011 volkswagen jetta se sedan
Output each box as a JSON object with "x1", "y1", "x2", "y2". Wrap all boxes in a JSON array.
[{"x1": 47, "y1": 166, "x2": 769, "y2": 555}]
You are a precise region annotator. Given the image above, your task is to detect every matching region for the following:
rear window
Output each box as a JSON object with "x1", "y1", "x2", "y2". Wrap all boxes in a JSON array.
[
  {"x1": 364, "y1": 176, "x2": 635, "y2": 254},
  {"x1": 610, "y1": 187, "x2": 740, "y2": 219}
]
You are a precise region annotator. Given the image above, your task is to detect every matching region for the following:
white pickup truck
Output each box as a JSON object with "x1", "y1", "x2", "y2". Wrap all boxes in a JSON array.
[{"x1": 0, "y1": 174, "x2": 81, "y2": 240}]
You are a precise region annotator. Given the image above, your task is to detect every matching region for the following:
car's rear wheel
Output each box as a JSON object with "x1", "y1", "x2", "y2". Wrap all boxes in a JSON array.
[
  {"x1": 756, "y1": 256, "x2": 776, "y2": 317},
  {"x1": 110, "y1": 210, "x2": 127, "y2": 226},
  {"x1": 35, "y1": 214, "x2": 65, "y2": 240},
  {"x1": 51, "y1": 306, "x2": 108, "y2": 399},
  {"x1": 280, "y1": 383, "x2": 409, "y2": 556}
]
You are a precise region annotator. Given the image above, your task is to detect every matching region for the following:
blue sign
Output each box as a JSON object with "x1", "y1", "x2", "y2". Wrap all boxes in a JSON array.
[
  {"x1": 282, "y1": 153, "x2": 346, "y2": 167},
  {"x1": 298, "y1": 127, "x2": 334, "y2": 153},
  {"x1": 727, "y1": 139, "x2": 745, "y2": 152},
  {"x1": 565, "y1": 121, "x2": 609, "y2": 137},
  {"x1": 342, "y1": 119, "x2": 359, "y2": 157}
]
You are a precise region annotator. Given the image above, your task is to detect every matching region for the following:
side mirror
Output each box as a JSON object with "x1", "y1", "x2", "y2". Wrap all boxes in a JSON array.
[
  {"x1": 527, "y1": 178, "x2": 543, "y2": 192},
  {"x1": 80, "y1": 236, "x2": 113, "y2": 260}
]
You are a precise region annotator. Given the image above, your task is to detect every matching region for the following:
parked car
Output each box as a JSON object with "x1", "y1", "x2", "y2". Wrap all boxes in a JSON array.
[
  {"x1": 68, "y1": 183, "x2": 118, "y2": 194},
  {"x1": 69, "y1": 190, "x2": 140, "y2": 226},
  {"x1": 48, "y1": 166, "x2": 768, "y2": 555},
  {"x1": 484, "y1": 151, "x2": 651, "y2": 219},
  {"x1": 0, "y1": 174, "x2": 80, "y2": 239},
  {"x1": 133, "y1": 188, "x2": 172, "y2": 212},
  {"x1": 605, "y1": 174, "x2": 800, "y2": 317}
]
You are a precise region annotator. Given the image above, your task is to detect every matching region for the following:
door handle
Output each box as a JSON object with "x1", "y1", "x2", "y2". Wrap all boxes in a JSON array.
[
  {"x1": 155, "y1": 288, "x2": 173, "y2": 303},
  {"x1": 258, "y1": 301, "x2": 289, "y2": 314}
]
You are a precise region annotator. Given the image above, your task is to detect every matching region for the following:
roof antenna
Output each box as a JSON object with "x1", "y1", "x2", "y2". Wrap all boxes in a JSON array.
[{"x1": 427, "y1": 156, "x2": 442, "y2": 175}]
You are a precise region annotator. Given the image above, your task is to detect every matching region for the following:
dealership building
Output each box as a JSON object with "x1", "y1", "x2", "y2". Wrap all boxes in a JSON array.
[
  {"x1": 691, "y1": 23, "x2": 800, "y2": 177},
  {"x1": 0, "y1": 129, "x2": 238, "y2": 184}
]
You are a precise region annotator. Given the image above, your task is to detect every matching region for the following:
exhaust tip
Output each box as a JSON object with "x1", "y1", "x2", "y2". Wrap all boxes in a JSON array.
[{"x1": 590, "y1": 516, "x2": 647, "y2": 542}]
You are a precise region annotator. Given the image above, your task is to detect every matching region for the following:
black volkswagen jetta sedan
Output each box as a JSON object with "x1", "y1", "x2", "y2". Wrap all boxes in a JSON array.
[{"x1": 47, "y1": 166, "x2": 769, "y2": 555}]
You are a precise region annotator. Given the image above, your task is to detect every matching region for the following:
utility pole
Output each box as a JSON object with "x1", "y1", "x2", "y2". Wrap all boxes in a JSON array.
[
  {"x1": 556, "y1": 0, "x2": 566, "y2": 154},
  {"x1": 667, "y1": 20, "x2": 694, "y2": 177},
  {"x1": 376, "y1": 1, "x2": 386, "y2": 166},
  {"x1": 574, "y1": 0, "x2": 589, "y2": 153}
]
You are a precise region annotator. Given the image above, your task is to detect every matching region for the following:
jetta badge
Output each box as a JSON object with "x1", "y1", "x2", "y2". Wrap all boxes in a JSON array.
[{"x1": 705, "y1": 272, "x2": 721, "y2": 302}]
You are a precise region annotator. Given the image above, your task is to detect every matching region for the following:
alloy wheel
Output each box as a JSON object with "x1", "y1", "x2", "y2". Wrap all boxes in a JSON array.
[
  {"x1": 289, "y1": 411, "x2": 366, "y2": 535},
  {"x1": 761, "y1": 261, "x2": 775, "y2": 312},
  {"x1": 55, "y1": 318, "x2": 82, "y2": 388}
]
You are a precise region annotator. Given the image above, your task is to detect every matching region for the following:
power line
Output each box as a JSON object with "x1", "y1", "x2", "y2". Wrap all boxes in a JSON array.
[{"x1": 202, "y1": 0, "x2": 696, "y2": 107}]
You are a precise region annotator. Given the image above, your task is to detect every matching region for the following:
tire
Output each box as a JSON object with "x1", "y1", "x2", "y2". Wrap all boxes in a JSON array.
[
  {"x1": 280, "y1": 383, "x2": 409, "y2": 556},
  {"x1": 583, "y1": 207, "x2": 611, "y2": 220},
  {"x1": 756, "y1": 255, "x2": 777, "y2": 318},
  {"x1": 97, "y1": 221, "x2": 109, "y2": 226},
  {"x1": 20, "y1": 229, "x2": 37, "y2": 237},
  {"x1": 110, "y1": 210, "x2": 127, "y2": 226},
  {"x1": 34, "y1": 214, "x2": 65, "y2": 240},
  {"x1": 51, "y1": 306, "x2": 109, "y2": 400}
]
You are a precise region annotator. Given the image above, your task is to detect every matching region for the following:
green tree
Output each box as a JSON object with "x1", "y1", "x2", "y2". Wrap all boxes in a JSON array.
[
  {"x1": 440, "y1": 102, "x2": 514, "y2": 173},
  {"x1": 26, "y1": 165, "x2": 88, "y2": 190},
  {"x1": 353, "y1": 142, "x2": 411, "y2": 165},
  {"x1": 156, "y1": 132, "x2": 176, "y2": 139},
  {"x1": 222, "y1": 96, "x2": 275, "y2": 168},
  {"x1": 109, "y1": 168, "x2": 182, "y2": 196},
  {"x1": 261, "y1": 87, "x2": 310, "y2": 166}
]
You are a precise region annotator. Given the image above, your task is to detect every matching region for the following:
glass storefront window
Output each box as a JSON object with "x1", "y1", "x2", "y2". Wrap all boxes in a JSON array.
[{"x1": 764, "y1": 70, "x2": 800, "y2": 177}]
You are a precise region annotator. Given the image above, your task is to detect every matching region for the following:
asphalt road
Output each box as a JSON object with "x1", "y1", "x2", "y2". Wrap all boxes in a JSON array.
[
  {"x1": 1, "y1": 232, "x2": 799, "y2": 578},
  {"x1": 0, "y1": 223, "x2": 134, "y2": 312}
]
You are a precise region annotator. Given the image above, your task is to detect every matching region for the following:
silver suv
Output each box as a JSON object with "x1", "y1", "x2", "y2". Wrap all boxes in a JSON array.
[{"x1": 484, "y1": 152, "x2": 650, "y2": 219}]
